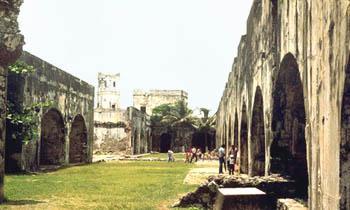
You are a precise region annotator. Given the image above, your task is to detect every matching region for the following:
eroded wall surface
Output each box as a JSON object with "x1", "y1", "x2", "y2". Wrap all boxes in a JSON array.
[
  {"x1": 6, "y1": 51, "x2": 94, "y2": 171},
  {"x1": 215, "y1": 0, "x2": 350, "y2": 209},
  {"x1": 127, "y1": 107, "x2": 151, "y2": 155},
  {"x1": 133, "y1": 90, "x2": 188, "y2": 115}
]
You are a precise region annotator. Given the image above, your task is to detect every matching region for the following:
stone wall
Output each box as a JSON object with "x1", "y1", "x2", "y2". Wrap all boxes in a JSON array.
[
  {"x1": 0, "y1": 0, "x2": 24, "y2": 202},
  {"x1": 6, "y1": 51, "x2": 94, "y2": 172},
  {"x1": 126, "y1": 107, "x2": 151, "y2": 155},
  {"x1": 216, "y1": 0, "x2": 350, "y2": 209},
  {"x1": 94, "y1": 108, "x2": 128, "y2": 153},
  {"x1": 94, "y1": 107, "x2": 151, "y2": 155},
  {"x1": 133, "y1": 90, "x2": 188, "y2": 115}
]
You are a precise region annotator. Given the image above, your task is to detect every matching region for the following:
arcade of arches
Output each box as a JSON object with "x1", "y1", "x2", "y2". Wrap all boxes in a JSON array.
[{"x1": 215, "y1": 1, "x2": 350, "y2": 208}]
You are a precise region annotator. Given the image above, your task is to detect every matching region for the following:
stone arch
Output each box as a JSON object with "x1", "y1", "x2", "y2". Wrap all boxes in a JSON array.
[
  {"x1": 340, "y1": 55, "x2": 350, "y2": 209},
  {"x1": 271, "y1": 53, "x2": 308, "y2": 198},
  {"x1": 240, "y1": 102, "x2": 249, "y2": 174},
  {"x1": 160, "y1": 133, "x2": 171, "y2": 153},
  {"x1": 234, "y1": 111, "x2": 239, "y2": 147},
  {"x1": 251, "y1": 86, "x2": 266, "y2": 176},
  {"x1": 69, "y1": 115, "x2": 88, "y2": 164},
  {"x1": 40, "y1": 108, "x2": 66, "y2": 166}
]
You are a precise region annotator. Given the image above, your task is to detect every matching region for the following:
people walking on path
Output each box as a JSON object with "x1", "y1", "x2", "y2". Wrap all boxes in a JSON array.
[{"x1": 218, "y1": 144, "x2": 226, "y2": 174}]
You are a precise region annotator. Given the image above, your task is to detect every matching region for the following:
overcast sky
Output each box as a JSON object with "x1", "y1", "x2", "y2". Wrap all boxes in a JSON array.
[{"x1": 18, "y1": 0, "x2": 253, "y2": 113}]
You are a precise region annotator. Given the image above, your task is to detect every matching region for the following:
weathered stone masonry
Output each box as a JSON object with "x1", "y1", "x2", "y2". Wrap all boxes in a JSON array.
[
  {"x1": 0, "y1": 0, "x2": 24, "y2": 202},
  {"x1": 216, "y1": 0, "x2": 350, "y2": 209},
  {"x1": 6, "y1": 51, "x2": 94, "y2": 172}
]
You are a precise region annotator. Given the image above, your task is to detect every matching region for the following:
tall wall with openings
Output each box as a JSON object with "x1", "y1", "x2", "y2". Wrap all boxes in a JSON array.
[
  {"x1": 215, "y1": 0, "x2": 350, "y2": 209},
  {"x1": 6, "y1": 51, "x2": 95, "y2": 172}
]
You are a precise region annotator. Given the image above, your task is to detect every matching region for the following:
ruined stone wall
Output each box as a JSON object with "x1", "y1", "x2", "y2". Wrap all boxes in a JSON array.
[
  {"x1": 216, "y1": 0, "x2": 350, "y2": 209},
  {"x1": 133, "y1": 90, "x2": 188, "y2": 115},
  {"x1": 126, "y1": 107, "x2": 151, "y2": 155},
  {"x1": 94, "y1": 108, "x2": 128, "y2": 153},
  {"x1": 7, "y1": 51, "x2": 94, "y2": 171},
  {"x1": 0, "y1": 0, "x2": 24, "y2": 202}
]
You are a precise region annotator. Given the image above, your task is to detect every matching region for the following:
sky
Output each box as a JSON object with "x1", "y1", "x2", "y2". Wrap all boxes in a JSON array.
[{"x1": 18, "y1": 0, "x2": 254, "y2": 113}]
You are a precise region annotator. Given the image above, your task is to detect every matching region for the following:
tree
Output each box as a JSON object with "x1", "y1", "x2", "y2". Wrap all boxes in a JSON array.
[
  {"x1": 151, "y1": 100, "x2": 197, "y2": 150},
  {"x1": 194, "y1": 108, "x2": 216, "y2": 151},
  {"x1": 161, "y1": 100, "x2": 197, "y2": 128}
]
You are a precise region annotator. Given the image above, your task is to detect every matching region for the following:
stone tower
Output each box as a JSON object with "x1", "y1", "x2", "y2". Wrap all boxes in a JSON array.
[{"x1": 97, "y1": 73, "x2": 120, "y2": 109}]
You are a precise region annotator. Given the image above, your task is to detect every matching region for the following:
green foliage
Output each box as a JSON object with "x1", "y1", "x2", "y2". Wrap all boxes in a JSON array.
[
  {"x1": 8, "y1": 61, "x2": 35, "y2": 74},
  {"x1": 7, "y1": 101, "x2": 53, "y2": 144},
  {"x1": 7, "y1": 60, "x2": 52, "y2": 144},
  {"x1": 151, "y1": 100, "x2": 197, "y2": 128},
  {"x1": 196, "y1": 108, "x2": 216, "y2": 133}
]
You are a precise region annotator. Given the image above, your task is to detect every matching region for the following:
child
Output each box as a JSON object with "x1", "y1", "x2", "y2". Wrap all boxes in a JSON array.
[{"x1": 228, "y1": 154, "x2": 235, "y2": 175}]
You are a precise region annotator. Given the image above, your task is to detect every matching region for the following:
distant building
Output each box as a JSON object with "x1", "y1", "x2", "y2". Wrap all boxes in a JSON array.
[
  {"x1": 94, "y1": 73, "x2": 151, "y2": 155},
  {"x1": 133, "y1": 90, "x2": 188, "y2": 115},
  {"x1": 96, "y1": 73, "x2": 120, "y2": 110}
]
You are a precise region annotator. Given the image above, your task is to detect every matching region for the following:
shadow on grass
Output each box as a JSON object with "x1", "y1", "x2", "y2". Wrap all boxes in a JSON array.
[{"x1": 4, "y1": 199, "x2": 45, "y2": 206}]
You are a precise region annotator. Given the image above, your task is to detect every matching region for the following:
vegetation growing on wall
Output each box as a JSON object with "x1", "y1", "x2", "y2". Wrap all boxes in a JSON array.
[{"x1": 6, "y1": 61, "x2": 52, "y2": 144}]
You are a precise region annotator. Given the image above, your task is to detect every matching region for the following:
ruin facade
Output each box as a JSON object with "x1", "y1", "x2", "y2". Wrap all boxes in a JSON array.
[
  {"x1": 94, "y1": 73, "x2": 151, "y2": 155},
  {"x1": 133, "y1": 90, "x2": 188, "y2": 115},
  {"x1": 0, "y1": 0, "x2": 24, "y2": 202},
  {"x1": 6, "y1": 51, "x2": 95, "y2": 172},
  {"x1": 215, "y1": 0, "x2": 350, "y2": 209}
]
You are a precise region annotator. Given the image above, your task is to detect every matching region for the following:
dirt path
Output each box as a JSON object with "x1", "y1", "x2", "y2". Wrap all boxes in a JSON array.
[{"x1": 183, "y1": 160, "x2": 219, "y2": 185}]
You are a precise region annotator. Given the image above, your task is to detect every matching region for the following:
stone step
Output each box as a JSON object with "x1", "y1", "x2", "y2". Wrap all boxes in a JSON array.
[{"x1": 214, "y1": 187, "x2": 276, "y2": 210}]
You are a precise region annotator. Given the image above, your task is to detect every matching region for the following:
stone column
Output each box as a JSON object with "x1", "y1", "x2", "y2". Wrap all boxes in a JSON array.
[{"x1": 0, "y1": 0, "x2": 24, "y2": 203}]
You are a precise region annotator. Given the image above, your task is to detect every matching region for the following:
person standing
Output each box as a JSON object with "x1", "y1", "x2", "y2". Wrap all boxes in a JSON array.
[
  {"x1": 190, "y1": 146, "x2": 198, "y2": 163},
  {"x1": 218, "y1": 144, "x2": 226, "y2": 174},
  {"x1": 228, "y1": 145, "x2": 238, "y2": 174},
  {"x1": 168, "y1": 149, "x2": 175, "y2": 162}
]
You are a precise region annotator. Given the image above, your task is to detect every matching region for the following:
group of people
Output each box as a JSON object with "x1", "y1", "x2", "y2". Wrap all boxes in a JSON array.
[
  {"x1": 185, "y1": 146, "x2": 203, "y2": 163},
  {"x1": 218, "y1": 144, "x2": 238, "y2": 175}
]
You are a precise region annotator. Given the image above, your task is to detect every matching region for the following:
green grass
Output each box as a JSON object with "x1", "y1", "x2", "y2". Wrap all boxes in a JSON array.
[
  {"x1": 2, "y1": 161, "x2": 198, "y2": 210},
  {"x1": 143, "y1": 153, "x2": 186, "y2": 161}
]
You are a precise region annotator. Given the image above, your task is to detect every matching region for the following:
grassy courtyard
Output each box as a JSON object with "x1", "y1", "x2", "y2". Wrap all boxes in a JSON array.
[
  {"x1": 2, "y1": 161, "x2": 198, "y2": 210},
  {"x1": 143, "y1": 153, "x2": 186, "y2": 161}
]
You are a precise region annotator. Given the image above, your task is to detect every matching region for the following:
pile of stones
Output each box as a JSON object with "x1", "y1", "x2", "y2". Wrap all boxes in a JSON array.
[{"x1": 173, "y1": 174, "x2": 297, "y2": 209}]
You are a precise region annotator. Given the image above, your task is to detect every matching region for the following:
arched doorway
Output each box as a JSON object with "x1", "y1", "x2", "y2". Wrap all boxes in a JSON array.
[
  {"x1": 69, "y1": 115, "x2": 88, "y2": 164},
  {"x1": 340, "y1": 56, "x2": 350, "y2": 209},
  {"x1": 271, "y1": 53, "x2": 308, "y2": 198},
  {"x1": 40, "y1": 108, "x2": 65, "y2": 166},
  {"x1": 192, "y1": 132, "x2": 206, "y2": 152},
  {"x1": 240, "y1": 102, "x2": 248, "y2": 174},
  {"x1": 160, "y1": 133, "x2": 171, "y2": 153},
  {"x1": 251, "y1": 87, "x2": 266, "y2": 176},
  {"x1": 234, "y1": 111, "x2": 238, "y2": 147}
]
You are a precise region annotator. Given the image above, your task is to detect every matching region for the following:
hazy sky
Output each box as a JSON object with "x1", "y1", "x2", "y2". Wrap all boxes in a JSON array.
[{"x1": 18, "y1": 0, "x2": 253, "y2": 112}]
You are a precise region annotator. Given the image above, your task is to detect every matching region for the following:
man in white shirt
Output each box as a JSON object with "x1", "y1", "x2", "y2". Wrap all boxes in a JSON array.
[{"x1": 218, "y1": 144, "x2": 226, "y2": 174}]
